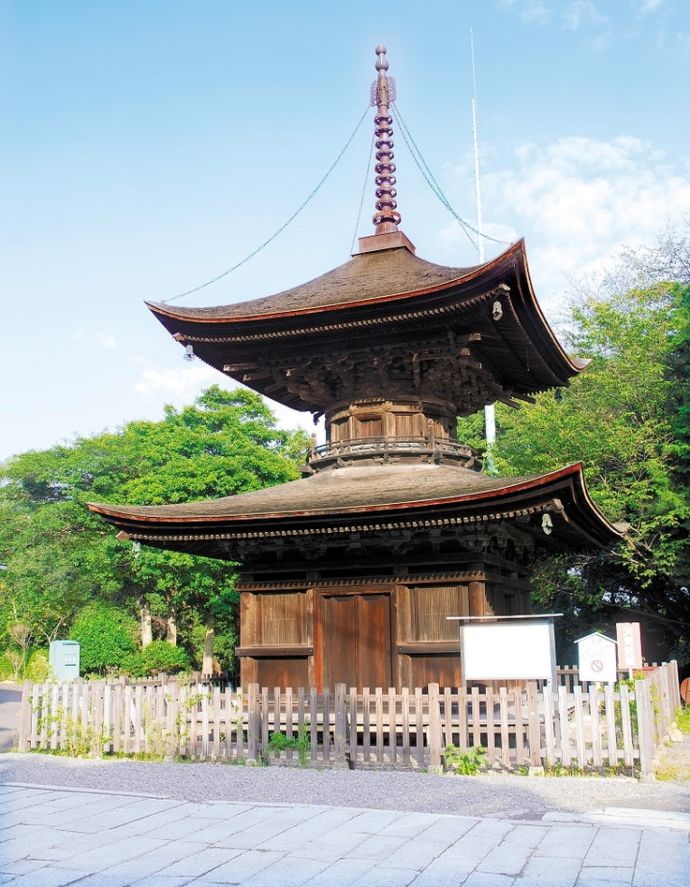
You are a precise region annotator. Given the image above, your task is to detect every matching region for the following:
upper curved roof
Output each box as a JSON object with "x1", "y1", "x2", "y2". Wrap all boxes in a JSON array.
[
  {"x1": 145, "y1": 240, "x2": 588, "y2": 409},
  {"x1": 148, "y1": 244, "x2": 476, "y2": 323}
]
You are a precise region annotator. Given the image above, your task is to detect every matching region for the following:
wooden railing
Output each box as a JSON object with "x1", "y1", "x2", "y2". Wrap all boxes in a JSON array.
[{"x1": 17, "y1": 662, "x2": 682, "y2": 776}]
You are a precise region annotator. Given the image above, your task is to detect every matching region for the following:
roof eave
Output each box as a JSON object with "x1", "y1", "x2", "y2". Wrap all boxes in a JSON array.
[{"x1": 87, "y1": 463, "x2": 623, "y2": 546}]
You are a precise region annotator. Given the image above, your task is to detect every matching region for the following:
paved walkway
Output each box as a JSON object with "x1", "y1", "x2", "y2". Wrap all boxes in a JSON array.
[
  {"x1": 1, "y1": 783, "x2": 689, "y2": 886},
  {"x1": 0, "y1": 686, "x2": 21, "y2": 753}
]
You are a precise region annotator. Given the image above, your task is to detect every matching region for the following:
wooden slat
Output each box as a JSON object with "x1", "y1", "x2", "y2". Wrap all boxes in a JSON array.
[
  {"x1": 514, "y1": 690, "x2": 525, "y2": 767},
  {"x1": 104, "y1": 683, "x2": 113, "y2": 754},
  {"x1": 112, "y1": 683, "x2": 122, "y2": 754},
  {"x1": 189, "y1": 686, "x2": 199, "y2": 758},
  {"x1": 122, "y1": 684, "x2": 132, "y2": 755},
  {"x1": 388, "y1": 687, "x2": 397, "y2": 765},
  {"x1": 604, "y1": 684, "x2": 617, "y2": 766},
  {"x1": 247, "y1": 684, "x2": 259, "y2": 763},
  {"x1": 470, "y1": 687, "x2": 481, "y2": 750},
  {"x1": 442, "y1": 687, "x2": 453, "y2": 750},
  {"x1": 323, "y1": 688, "x2": 331, "y2": 763},
  {"x1": 527, "y1": 683, "x2": 541, "y2": 767},
  {"x1": 59, "y1": 683, "x2": 69, "y2": 752},
  {"x1": 133, "y1": 685, "x2": 143, "y2": 755},
  {"x1": 558, "y1": 686, "x2": 570, "y2": 767},
  {"x1": 362, "y1": 687, "x2": 371, "y2": 763},
  {"x1": 30, "y1": 684, "x2": 40, "y2": 749},
  {"x1": 375, "y1": 688, "x2": 384, "y2": 764},
  {"x1": 401, "y1": 687, "x2": 410, "y2": 765},
  {"x1": 542, "y1": 689, "x2": 555, "y2": 767},
  {"x1": 590, "y1": 686, "x2": 602, "y2": 768},
  {"x1": 428, "y1": 684, "x2": 441, "y2": 771},
  {"x1": 272, "y1": 687, "x2": 281, "y2": 763},
  {"x1": 39, "y1": 683, "x2": 49, "y2": 749},
  {"x1": 635, "y1": 679, "x2": 654, "y2": 778},
  {"x1": 573, "y1": 685, "x2": 586, "y2": 769},
  {"x1": 49, "y1": 684, "x2": 59, "y2": 751},
  {"x1": 212, "y1": 686, "x2": 221, "y2": 760},
  {"x1": 224, "y1": 688, "x2": 234, "y2": 759},
  {"x1": 285, "y1": 687, "x2": 294, "y2": 763},
  {"x1": 309, "y1": 687, "x2": 318, "y2": 762},
  {"x1": 414, "y1": 687, "x2": 424, "y2": 767},
  {"x1": 260, "y1": 687, "x2": 269, "y2": 759},
  {"x1": 620, "y1": 685, "x2": 634, "y2": 768},
  {"x1": 458, "y1": 688, "x2": 468, "y2": 753},
  {"x1": 485, "y1": 687, "x2": 495, "y2": 765},
  {"x1": 349, "y1": 687, "x2": 358, "y2": 763},
  {"x1": 499, "y1": 687, "x2": 510, "y2": 767},
  {"x1": 335, "y1": 684, "x2": 347, "y2": 766}
]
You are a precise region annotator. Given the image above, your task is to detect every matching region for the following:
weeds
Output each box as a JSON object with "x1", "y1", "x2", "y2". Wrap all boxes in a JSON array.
[
  {"x1": 266, "y1": 720, "x2": 311, "y2": 767},
  {"x1": 443, "y1": 744, "x2": 486, "y2": 775}
]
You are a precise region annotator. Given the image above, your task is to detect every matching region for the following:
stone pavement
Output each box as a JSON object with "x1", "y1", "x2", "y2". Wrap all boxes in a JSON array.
[
  {"x1": 0, "y1": 686, "x2": 21, "y2": 753},
  {"x1": 1, "y1": 784, "x2": 689, "y2": 886}
]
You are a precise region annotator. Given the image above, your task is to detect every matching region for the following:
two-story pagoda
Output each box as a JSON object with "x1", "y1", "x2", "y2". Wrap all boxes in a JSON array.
[{"x1": 90, "y1": 47, "x2": 622, "y2": 690}]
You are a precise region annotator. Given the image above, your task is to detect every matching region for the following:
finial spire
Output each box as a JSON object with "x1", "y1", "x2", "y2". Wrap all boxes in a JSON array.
[
  {"x1": 354, "y1": 46, "x2": 414, "y2": 255},
  {"x1": 370, "y1": 45, "x2": 400, "y2": 234}
]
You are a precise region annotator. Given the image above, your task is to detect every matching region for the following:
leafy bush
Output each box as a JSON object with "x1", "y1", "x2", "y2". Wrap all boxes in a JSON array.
[
  {"x1": 0, "y1": 651, "x2": 15, "y2": 681},
  {"x1": 124, "y1": 641, "x2": 190, "y2": 677},
  {"x1": 70, "y1": 602, "x2": 137, "y2": 674},
  {"x1": 24, "y1": 649, "x2": 50, "y2": 682},
  {"x1": 443, "y1": 744, "x2": 487, "y2": 775}
]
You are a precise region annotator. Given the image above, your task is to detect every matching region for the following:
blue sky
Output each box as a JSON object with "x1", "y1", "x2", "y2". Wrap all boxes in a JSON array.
[{"x1": 2, "y1": 0, "x2": 689, "y2": 460}]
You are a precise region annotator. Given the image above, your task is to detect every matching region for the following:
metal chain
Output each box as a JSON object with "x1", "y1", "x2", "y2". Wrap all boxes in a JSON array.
[
  {"x1": 163, "y1": 106, "x2": 371, "y2": 303},
  {"x1": 392, "y1": 103, "x2": 510, "y2": 249},
  {"x1": 393, "y1": 106, "x2": 477, "y2": 249}
]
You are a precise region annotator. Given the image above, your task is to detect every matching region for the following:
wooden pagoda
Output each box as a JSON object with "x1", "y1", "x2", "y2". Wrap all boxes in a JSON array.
[{"x1": 90, "y1": 47, "x2": 623, "y2": 690}]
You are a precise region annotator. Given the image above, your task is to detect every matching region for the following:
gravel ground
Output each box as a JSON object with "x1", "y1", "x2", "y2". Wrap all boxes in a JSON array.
[{"x1": 2, "y1": 752, "x2": 689, "y2": 819}]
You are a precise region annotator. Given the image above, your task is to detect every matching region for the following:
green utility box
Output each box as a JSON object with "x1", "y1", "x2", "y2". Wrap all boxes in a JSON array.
[{"x1": 48, "y1": 640, "x2": 80, "y2": 680}]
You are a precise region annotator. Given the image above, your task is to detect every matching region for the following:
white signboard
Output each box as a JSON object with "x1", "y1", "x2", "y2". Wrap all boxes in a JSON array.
[
  {"x1": 461, "y1": 620, "x2": 556, "y2": 682},
  {"x1": 616, "y1": 622, "x2": 642, "y2": 670},
  {"x1": 576, "y1": 632, "x2": 617, "y2": 684}
]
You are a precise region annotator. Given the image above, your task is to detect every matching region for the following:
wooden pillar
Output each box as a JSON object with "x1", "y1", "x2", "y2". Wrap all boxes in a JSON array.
[
  {"x1": 240, "y1": 656, "x2": 257, "y2": 688},
  {"x1": 468, "y1": 580, "x2": 486, "y2": 617}
]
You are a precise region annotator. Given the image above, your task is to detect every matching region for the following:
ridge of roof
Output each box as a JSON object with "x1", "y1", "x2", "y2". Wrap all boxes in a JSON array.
[{"x1": 145, "y1": 242, "x2": 523, "y2": 325}]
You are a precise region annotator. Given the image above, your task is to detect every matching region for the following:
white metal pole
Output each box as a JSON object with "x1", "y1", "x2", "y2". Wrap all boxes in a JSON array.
[{"x1": 470, "y1": 30, "x2": 496, "y2": 465}]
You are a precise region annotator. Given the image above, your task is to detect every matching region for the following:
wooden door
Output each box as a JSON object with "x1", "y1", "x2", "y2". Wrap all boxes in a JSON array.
[{"x1": 320, "y1": 593, "x2": 392, "y2": 690}]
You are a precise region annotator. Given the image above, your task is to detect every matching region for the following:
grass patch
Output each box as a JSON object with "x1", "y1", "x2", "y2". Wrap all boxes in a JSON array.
[{"x1": 675, "y1": 706, "x2": 690, "y2": 733}]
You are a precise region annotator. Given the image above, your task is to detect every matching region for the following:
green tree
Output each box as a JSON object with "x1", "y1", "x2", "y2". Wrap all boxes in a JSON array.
[
  {"x1": 461, "y1": 279, "x2": 690, "y2": 664},
  {"x1": 70, "y1": 602, "x2": 138, "y2": 674},
  {"x1": 0, "y1": 387, "x2": 309, "y2": 677}
]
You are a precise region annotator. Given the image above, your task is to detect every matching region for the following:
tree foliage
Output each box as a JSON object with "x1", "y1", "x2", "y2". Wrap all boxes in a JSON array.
[
  {"x1": 459, "y1": 228, "x2": 690, "y2": 665},
  {"x1": 0, "y1": 387, "x2": 309, "y2": 677},
  {"x1": 70, "y1": 602, "x2": 138, "y2": 674}
]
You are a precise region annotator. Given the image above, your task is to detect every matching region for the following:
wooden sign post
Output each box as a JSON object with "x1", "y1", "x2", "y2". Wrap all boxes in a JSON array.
[
  {"x1": 575, "y1": 631, "x2": 617, "y2": 684},
  {"x1": 616, "y1": 622, "x2": 642, "y2": 679}
]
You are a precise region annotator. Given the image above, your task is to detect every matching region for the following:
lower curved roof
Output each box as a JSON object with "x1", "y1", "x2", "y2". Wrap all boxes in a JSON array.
[{"x1": 89, "y1": 462, "x2": 623, "y2": 555}]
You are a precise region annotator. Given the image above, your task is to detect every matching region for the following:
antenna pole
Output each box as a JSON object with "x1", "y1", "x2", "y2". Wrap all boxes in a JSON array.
[
  {"x1": 470, "y1": 30, "x2": 485, "y2": 265},
  {"x1": 470, "y1": 30, "x2": 496, "y2": 466}
]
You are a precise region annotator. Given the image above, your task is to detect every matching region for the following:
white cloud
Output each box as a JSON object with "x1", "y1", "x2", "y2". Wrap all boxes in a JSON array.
[
  {"x1": 563, "y1": 0, "x2": 607, "y2": 30},
  {"x1": 133, "y1": 363, "x2": 220, "y2": 402},
  {"x1": 96, "y1": 332, "x2": 118, "y2": 349},
  {"x1": 498, "y1": 0, "x2": 551, "y2": 24},
  {"x1": 499, "y1": 0, "x2": 608, "y2": 29},
  {"x1": 639, "y1": 0, "x2": 663, "y2": 13},
  {"x1": 447, "y1": 135, "x2": 690, "y2": 306}
]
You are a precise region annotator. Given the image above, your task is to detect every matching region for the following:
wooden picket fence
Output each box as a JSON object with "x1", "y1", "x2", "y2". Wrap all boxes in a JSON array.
[{"x1": 17, "y1": 662, "x2": 682, "y2": 776}]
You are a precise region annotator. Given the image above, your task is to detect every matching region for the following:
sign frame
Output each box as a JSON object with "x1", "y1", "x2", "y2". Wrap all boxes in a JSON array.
[{"x1": 447, "y1": 614, "x2": 561, "y2": 685}]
